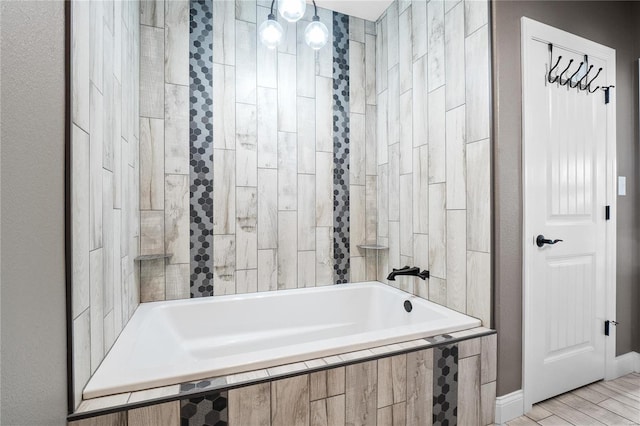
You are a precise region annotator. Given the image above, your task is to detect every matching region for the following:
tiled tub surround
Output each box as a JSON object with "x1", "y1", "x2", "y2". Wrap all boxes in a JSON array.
[
  {"x1": 83, "y1": 282, "x2": 480, "y2": 399},
  {"x1": 139, "y1": 0, "x2": 379, "y2": 299},
  {"x1": 71, "y1": 0, "x2": 141, "y2": 410},
  {"x1": 375, "y1": 0, "x2": 493, "y2": 326},
  {"x1": 69, "y1": 328, "x2": 496, "y2": 426}
]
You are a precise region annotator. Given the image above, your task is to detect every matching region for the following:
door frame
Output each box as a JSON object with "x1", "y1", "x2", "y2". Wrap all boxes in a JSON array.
[{"x1": 520, "y1": 17, "x2": 617, "y2": 412}]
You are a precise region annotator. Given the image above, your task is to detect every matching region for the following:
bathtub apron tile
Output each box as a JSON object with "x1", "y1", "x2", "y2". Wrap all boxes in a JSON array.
[
  {"x1": 129, "y1": 401, "x2": 180, "y2": 426},
  {"x1": 69, "y1": 412, "x2": 127, "y2": 426},
  {"x1": 406, "y1": 349, "x2": 433, "y2": 426},
  {"x1": 229, "y1": 383, "x2": 269, "y2": 426},
  {"x1": 378, "y1": 354, "x2": 407, "y2": 408},
  {"x1": 345, "y1": 360, "x2": 377, "y2": 426},
  {"x1": 271, "y1": 375, "x2": 310, "y2": 426},
  {"x1": 432, "y1": 344, "x2": 458, "y2": 426},
  {"x1": 457, "y1": 355, "x2": 481, "y2": 426},
  {"x1": 181, "y1": 391, "x2": 228, "y2": 426}
]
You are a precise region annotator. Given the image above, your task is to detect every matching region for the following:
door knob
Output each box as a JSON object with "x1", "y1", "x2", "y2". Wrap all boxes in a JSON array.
[{"x1": 536, "y1": 235, "x2": 563, "y2": 247}]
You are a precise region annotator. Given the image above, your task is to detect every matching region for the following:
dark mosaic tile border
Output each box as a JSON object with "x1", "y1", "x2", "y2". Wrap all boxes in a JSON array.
[
  {"x1": 189, "y1": 0, "x2": 214, "y2": 298},
  {"x1": 180, "y1": 391, "x2": 228, "y2": 426},
  {"x1": 433, "y1": 344, "x2": 459, "y2": 426},
  {"x1": 332, "y1": 11, "x2": 350, "y2": 284}
]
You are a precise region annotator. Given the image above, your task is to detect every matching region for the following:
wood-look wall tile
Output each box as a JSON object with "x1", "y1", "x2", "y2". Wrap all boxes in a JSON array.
[
  {"x1": 445, "y1": 1, "x2": 465, "y2": 110},
  {"x1": 365, "y1": 105, "x2": 377, "y2": 174},
  {"x1": 365, "y1": 176, "x2": 377, "y2": 242},
  {"x1": 481, "y1": 334, "x2": 497, "y2": 384},
  {"x1": 412, "y1": 145, "x2": 429, "y2": 234},
  {"x1": 376, "y1": 91, "x2": 388, "y2": 164},
  {"x1": 113, "y1": 87, "x2": 123, "y2": 209},
  {"x1": 69, "y1": 412, "x2": 126, "y2": 426},
  {"x1": 351, "y1": 254, "x2": 366, "y2": 283},
  {"x1": 298, "y1": 174, "x2": 316, "y2": 251},
  {"x1": 72, "y1": 125, "x2": 91, "y2": 318},
  {"x1": 412, "y1": 56, "x2": 427, "y2": 148},
  {"x1": 406, "y1": 349, "x2": 433, "y2": 426},
  {"x1": 411, "y1": 0, "x2": 427, "y2": 61},
  {"x1": 90, "y1": 0, "x2": 104, "y2": 91},
  {"x1": 467, "y1": 251, "x2": 491, "y2": 326},
  {"x1": 271, "y1": 375, "x2": 309, "y2": 426},
  {"x1": 139, "y1": 118, "x2": 164, "y2": 210},
  {"x1": 481, "y1": 381, "x2": 496, "y2": 425},
  {"x1": 458, "y1": 356, "x2": 482, "y2": 425},
  {"x1": 377, "y1": 403, "x2": 406, "y2": 426},
  {"x1": 140, "y1": 0, "x2": 164, "y2": 27},
  {"x1": 388, "y1": 143, "x2": 400, "y2": 222},
  {"x1": 277, "y1": 132, "x2": 297, "y2": 211},
  {"x1": 445, "y1": 105, "x2": 466, "y2": 209},
  {"x1": 229, "y1": 383, "x2": 271, "y2": 426},
  {"x1": 140, "y1": 258, "x2": 165, "y2": 302},
  {"x1": 120, "y1": 139, "x2": 129, "y2": 256},
  {"x1": 428, "y1": 183, "x2": 446, "y2": 278},
  {"x1": 465, "y1": 0, "x2": 488, "y2": 36},
  {"x1": 387, "y1": 66, "x2": 400, "y2": 146},
  {"x1": 365, "y1": 34, "x2": 376, "y2": 106},
  {"x1": 213, "y1": 64, "x2": 236, "y2": 150},
  {"x1": 310, "y1": 395, "x2": 345, "y2": 426},
  {"x1": 427, "y1": 0, "x2": 445, "y2": 91},
  {"x1": 349, "y1": 16, "x2": 365, "y2": 42},
  {"x1": 164, "y1": 174, "x2": 190, "y2": 264},
  {"x1": 258, "y1": 168, "x2": 278, "y2": 249},
  {"x1": 236, "y1": 0, "x2": 256, "y2": 22},
  {"x1": 165, "y1": 263, "x2": 189, "y2": 300},
  {"x1": 298, "y1": 251, "x2": 316, "y2": 288},
  {"x1": 297, "y1": 20, "x2": 315, "y2": 98},
  {"x1": 399, "y1": 174, "x2": 413, "y2": 257},
  {"x1": 427, "y1": 85, "x2": 445, "y2": 183},
  {"x1": 213, "y1": 0, "x2": 235, "y2": 65},
  {"x1": 346, "y1": 360, "x2": 377, "y2": 426},
  {"x1": 389, "y1": 227, "x2": 400, "y2": 284},
  {"x1": 386, "y1": 2, "x2": 399, "y2": 69},
  {"x1": 140, "y1": 210, "x2": 164, "y2": 255},
  {"x1": 375, "y1": 16, "x2": 387, "y2": 93},
  {"x1": 428, "y1": 276, "x2": 447, "y2": 305},
  {"x1": 72, "y1": 0, "x2": 90, "y2": 131},
  {"x1": 213, "y1": 235, "x2": 236, "y2": 295},
  {"x1": 315, "y1": 8, "x2": 333, "y2": 78},
  {"x1": 465, "y1": 25, "x2": 490, "y2": 143},
  {"x1": 278, "y1": 53, "x2": 297, "y2": 132},
  {"x1": 236, "y1": 269, "x2": 258, "y2": 294},
  {"x1": 257, "y1": 7, "x2": 277, "y2": 88},
  {"x1": 164, "y1": 0, "x2": 188, "y2": 86},
  {"x1": 257, "y1": 87, "x2": 278, "y2": 168},
  {"x1": 236, "y1": 186, "x2": 258, "y2": 270},
  {"x1": 102, "y1": 32, "x2": 115, "y2": 172},
  {"x1": 72, "y1": 309, "x2": 91, "y2": 408},
  {"x1": 164, "y1": 84, "x2": 189, "y2": 175},
  {"x1": 446, "y1": 210, "x2": 466, "y2": 312},
  {"x1": 297, "y1": 97, "x2": 316, "y2": 174},
  {"x1": 413, "y1": 233, "x2": 429, "y2": 274},
  {"x1": 350, "y1": 113, "x2": 366, "y2": 186},
  {"x1": 258, "y1": 249, "x2": 278, "y2": 292},
  {"x1": 140, "y1": 25, "x2": 164, "y2": 118},
  {"x1": 90, "y1": 248, "x2": 104, "y2": 373},
  {"x1": 310, "y1": 371, "x2": 328, "y2": 401},
  {"x1": 315, "y1": 152, "x2": 333, "y2": 227},
  {"x1": 459, "y1": 337, "x2": 481, "y2": 359},
  {"x1": 112, "y1": 210, "x2": 123, "y2": 334},
  {"x1": 365, "y1": 19, "x2": 376, "y2": 35},
  {"x1": 378, "y1": 354, "x2": 407, "y2": 408},
  {"x1": 236, "y1": 103, "x2": 258, "y2": 186},
  {"x1": 90, "y1": 83, "x2": 104, "y2": 250},
  {"x1": 399, "y1": 7, "x2": 412, "y2": 94},
  {"x1": 400, "y1": 91, "x2": 413, "y2": 174},
  {"x1": 278, "y1": 211, "x2": 297, "y2": 289},
  {"x1": 377, "y1": 164, "x2": 389, "y2": 238},
  {"x1": 315, "y1": 76, "x2": 333, "y2": 153},
  {"x1": 466, "y1": 139, "x2": 490, "y2": 252},
  {"x1": 236, "y1": 20, "x2": 257, "y2": 104},
  {"x1": 213, "y1": 149, "x2": 236, "y2": 234},
  {"x1": 316, "y1": 227, "x2": 333, "y2": 286},
  {"x1": 128, "y1": 401, "x2": 179, "y2": 426},
  {"x1": 350, "y1": 41, "x2": 366, "y2": 114}
]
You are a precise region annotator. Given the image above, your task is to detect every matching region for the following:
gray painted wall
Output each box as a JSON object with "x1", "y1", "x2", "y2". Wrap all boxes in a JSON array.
[
  {"x1": 1, "y1": 0, "x2": 68, "y2": 424},
  {"x1": 492, "y1": 1, "x2": 640, "y2": 396}
]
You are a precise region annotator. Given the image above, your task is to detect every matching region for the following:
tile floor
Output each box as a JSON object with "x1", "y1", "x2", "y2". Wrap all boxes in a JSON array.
[{"x1": 508, "y1": 373, "x2": 640, "y2": 425}]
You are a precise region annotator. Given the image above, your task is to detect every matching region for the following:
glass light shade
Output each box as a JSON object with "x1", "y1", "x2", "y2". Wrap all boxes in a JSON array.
[
  {"x1": 258, "y1": 17, "x2": 284, "y2": 49},
  {"x1": 304, "y1": 19, "x2": 329, "y2": 50},
  {"x1": 278, "y1": 0, "x2": 306, "y2": 22}
]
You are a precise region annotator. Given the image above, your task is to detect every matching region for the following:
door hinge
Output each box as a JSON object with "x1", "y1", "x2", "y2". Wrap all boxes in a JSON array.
[
  {"x1": 605, "y1": 205, "x2": 610, "y2": 220},
  {"x1": 604, "y1": 320, "x2": 619, "y2": 336}
]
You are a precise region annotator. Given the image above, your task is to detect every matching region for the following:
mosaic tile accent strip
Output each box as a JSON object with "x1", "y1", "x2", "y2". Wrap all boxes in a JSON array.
[
  {"x1": 181, "y1": 391, "x2": 228, "y2": 426},
  {"x1": 333, "y1": 12, "x2": 350, "y2": 284},
  {"x1": 433, "y1": 344, "x2": 459, "y2": 426},
  {"x1": 189, "y1": 0, "x2": 214, "y2": 298}
]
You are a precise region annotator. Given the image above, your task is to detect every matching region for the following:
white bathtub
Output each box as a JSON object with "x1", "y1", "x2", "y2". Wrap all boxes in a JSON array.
[{"x1": 83, "y1": 281, "x2": 481, "y2": 399}]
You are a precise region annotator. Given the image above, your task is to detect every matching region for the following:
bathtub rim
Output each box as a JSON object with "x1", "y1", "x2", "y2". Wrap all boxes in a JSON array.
[{"x1": 68, "y1": 326, "x2": 496, "y2": 422}]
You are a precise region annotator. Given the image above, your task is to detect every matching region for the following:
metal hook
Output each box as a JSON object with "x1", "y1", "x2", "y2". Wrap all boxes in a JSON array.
[
  {"x1": 571, "y1": 64, "x2": 593, "y2": 89},
  {"x1": 585, "y1": 67, "x2": 602, "y2": 91},
  {"x1": 561, "y1": 62, "x2": 583, "y2": 87},
  {"x1": 588, "y1": 85, "x2": 600, "y2": 94},
  {"x1": 556, "y1": 59, "x2": 574, "y2": 85},
  {"x1": 547, "y1": 55, "x2": 563, "y2": 83}
]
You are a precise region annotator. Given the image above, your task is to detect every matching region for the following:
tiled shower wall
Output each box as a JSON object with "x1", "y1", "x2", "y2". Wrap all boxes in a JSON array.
[
  {"x1": 71, "y1": 0, "x2": 141, "y2": 409},
  {"x1": 375, "y1": 0, "x2": 492, "y2": 326},
  {"x1": 139, "y1": 0, "x2": 378, "y2": 298}
]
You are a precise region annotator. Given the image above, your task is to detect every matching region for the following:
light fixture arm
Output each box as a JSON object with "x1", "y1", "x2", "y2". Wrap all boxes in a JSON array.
[
  {"x1": 312, "y1": 0, "x2": 319, "y2": 19},
  {"x1": 269, "y1": 0, "x2": 276, "y2": 18}
]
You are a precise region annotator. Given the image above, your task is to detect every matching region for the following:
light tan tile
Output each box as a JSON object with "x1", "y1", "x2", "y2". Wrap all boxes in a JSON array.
[
  {"x1": 236, "y1": 103, "x2": 257, "y2": 187},
  {"x1": 465, "y1": 25, "x2": 490, "y2": 143},
  {"x1": 213, "y1": 64, "x2": 236, "y2": 150},
  {"x1": 128, "y1": 385, "x2": 180, "y2": 403},
  {"x1": 481, "y1": 334, "x2": 497, "y2": 384},
  {"x1": 315, "y1": 227, "x2": 333, "y2": 286},
  {"x1": 468, "y1": 251, "x2": 491, "y2": 327},
  {"x1": 298, "y1": 174, "x2": 316, "y2": 251},
  {"x1": 164, "y1": 0, "x2": 188, "y2": 86},
  {"x1": 378, "y1": 354, "x2": 407, "y2": 408},
  {"x1": 213, "y1": 235, "x2": 235, "y2": 295},
  {"x1": 428, "y1": 183, "x2": 446, "y2": 279},
  {"x1": 458, "y1": 355, "x2": 481, "y2": 425},
  {"x1": 140, "y1": 210, "x2": 164, "y2": 255},
  {"x1": 298, "y1": 251, "x2": 316, "y2": 288},
  {"x1": 406, "y1": 349, "x2": 433, "y2": 426},
  {"x1": 446, "y1": 210, "x2": 467, "y2": 312},
  {"x1": 315, "y1": 152, "x2": 333, "y2": 227},
  {"x1": 481, "y1": 381, "x2": 497, "y2": 425},
  {"x1": 271, "y1": 375, "x2": 309, "y2": 426},
  {"x1": 139, "y1": 118, "x2": 164, "y2": 210},
  {"x1": 140, "y1": 258, "x2": 165, "y2": 302},
  {"x1": 258, "y1": 249, "x2": 278, "y2": 292},
  {"x1": 140, "y1": 25, "x2": 164, "y2": 118},
  {"x1": 311, "y1": 395, "x2": 345, "y2": 426},
  {"x1": 227, "y1": 369, "x2": 269, "y2": 385},
  {"x1": 351, "y1": 185, "x2": 366, "y2": 257},
  {"x1": 445, "y1": 2, "x2": 465, "y2": 110},
  {"x1": 213, "y1": 149, "x2": 236, "y2": 234},
  {"x1": 445, "y1": 105, "x2": 466, "y2": 209},
  {"x1": 69, "y1": 412, "x2": 127, "y2": 426},
  {"x1": 128, "y1": 401, "x2": 179, "y2": 426},
  {"x1": 466, "y1": 139, "x2": 491, "y2": 252},
  {"x1": 212, "y1": 0, "x2": 235, "y2": 65},
  {"x1": 140, "y1": 0, "x2": 163, "y2": 27},
  {"x1": 459, "y1": 337, "x2": 481, "y2": 359},
  {"x1": 267, "y1": 362, "x2": 308, "y2": 377},
  {"x1": 73, "y1": 309, "x2": 91, "y2": 409},
  {"x1": 236, "y1": 187, "x2": 258, "y2": 270},
  {"x1": 164, "y1": 174, "x2": 189, "y2": 264},
  {"x1": 164, "y1": 84, "x2": 189, "y2": 175},
  {"x1": 346, "y1": 361, "x2": 377, "y2": 426},
  {"x1": 427, "y1": 85, "x2": 445, "y2": 183},
  {"x1": 310, "y1": 371, "x2": 328, "y2": 401},
  {"x1": 236, "y1": 269, "x2": 257, "y2": 294},
  {"x1": 228, "y1": 383, "x2": 270, "y2": 425},
  {"x1": 277, "y1": 211, "x2": 297, "y2": 290},
  {"x1": 328, "y1": 367, "x2": 346, "y2": 397},
  {"x1": 165, "y1": 263, "x2": 189, "y2": 300}
]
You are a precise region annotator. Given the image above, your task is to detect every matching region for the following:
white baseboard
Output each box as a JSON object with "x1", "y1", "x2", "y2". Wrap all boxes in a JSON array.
[
  {"x1": 606, "y1": 351, "x2": 640, "y2": 380},
  {"x1": 495, "y1": 389, "x2": 524, "y2": 425}
]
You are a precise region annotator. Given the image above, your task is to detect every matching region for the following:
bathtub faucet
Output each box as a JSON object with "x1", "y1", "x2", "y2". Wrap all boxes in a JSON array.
[{"x1": 387, "y1": 266, "x2": 430, "y2": 281}]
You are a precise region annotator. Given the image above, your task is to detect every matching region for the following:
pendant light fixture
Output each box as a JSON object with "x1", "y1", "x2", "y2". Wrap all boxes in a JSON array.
[
  {"x1": 259, "y1": 0, "x2": 328, "y2": 50},
  {"x1": 258, "y1": 0, "x2": 284, "y2": 49}
]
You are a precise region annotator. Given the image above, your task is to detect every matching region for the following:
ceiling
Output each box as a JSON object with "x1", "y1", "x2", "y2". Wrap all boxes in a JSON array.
[{"x1": 311, "y1": 0, "x2": 393, "y2": 22}]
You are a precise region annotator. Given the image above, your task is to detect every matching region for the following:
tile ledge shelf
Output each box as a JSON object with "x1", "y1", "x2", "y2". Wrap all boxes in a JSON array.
[
  {"x1": 134, "y1": 254, "x2": 173, "y2": 261},
  {"x1": 356, "y1": 243, "x2": 389, "y2": 250},
  {"x1": 68, "y1": 326, "x2": 495, "y2": 422}
]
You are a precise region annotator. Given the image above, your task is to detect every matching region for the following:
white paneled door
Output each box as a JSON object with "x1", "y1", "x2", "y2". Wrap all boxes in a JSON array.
[{"x1": 521, "y1": 18, "x2": 616, "y2": 408}]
